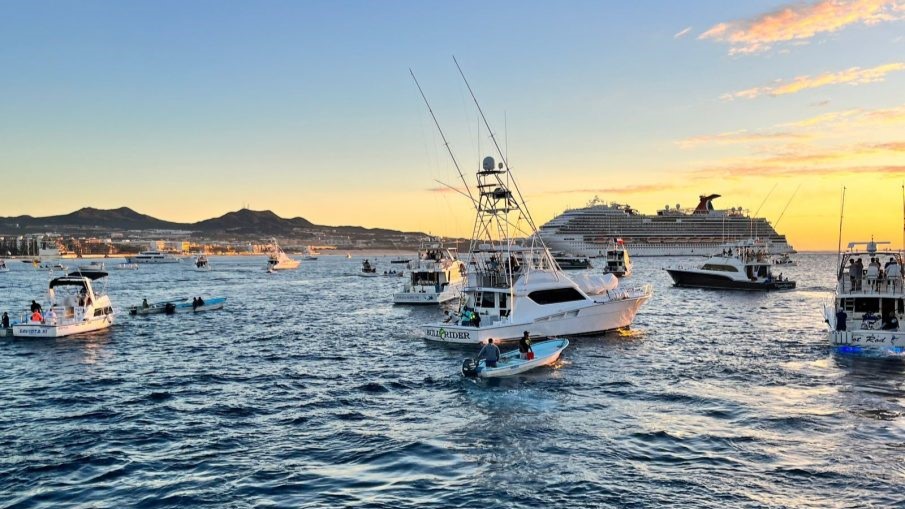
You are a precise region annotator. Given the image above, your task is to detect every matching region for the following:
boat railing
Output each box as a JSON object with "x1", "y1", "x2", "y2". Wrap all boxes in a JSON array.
[{"x1": 837, "y1": 277, "x2": 904, "y2": 295}]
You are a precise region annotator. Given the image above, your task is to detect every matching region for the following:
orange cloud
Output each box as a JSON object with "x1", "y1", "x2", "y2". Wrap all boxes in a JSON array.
[
  {"x1": 722, "y1": 63, "x2": 905, "y2": 100},
  {"x1": 781, "y1": 104, "x2": 905, "y2": 128},
  {"x1": 677, "y1": 130, "x2": 811, "y2": 148},
  {"x1": 700, "y1": 0, "x2": 904, "y2": 55}
]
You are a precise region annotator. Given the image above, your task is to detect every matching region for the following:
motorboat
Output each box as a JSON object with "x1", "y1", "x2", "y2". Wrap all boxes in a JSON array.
[
  {"x1": 266, "y1": 239, "x2": 300, "y2": 271},
  {"x1": 12, "y1": 270, "x2": 115, "y2": 338},
  {"x1": 78, "y1": 261, "x2": 105, "y2": 271},
  {"x1": 346, "y1": 253, "x2": 352, "y2": 259},
  {"x1": 773, "y1": 253, "x2": 798, "y2": 266},
  {"x1": 462, "y1": 338, "x2": 569, "y2": 378},
  {"x1": 382, "y1": 270, "x2": 404, "y2": 277},
  {"x1": 825, "y1": 240, "x2": 904, "y2": 351},
  {"x1": 302, "y1": 246, "x2": 319, "y2": 261},
  {"x1": 552, "y1": 252, "x2": 592, "y2": 270},
  {"x1": 0, "y1": 259, "x2": 8, "y2": 273},
  {"x1": 393, "y1": 238, "x2": 466, "y2": 305},
  {"x1": 194, "y1": 255, "x2": 211, "y2": 271},
  {"x1": 600, "y1": 239, "x2": 633, "y2": 277},
  {"x1": 130, "y1": 296, "x2": 226, "y2": 315},
  {"x1": 113, "y1": 262, "x2": 140, "y2": 270},
  {"x1": 359, "y1": 259, "x2": 378, "y2": 277},
  {"x1": 422, "y1": 157, "x2": 652, "y2": 345},
  {"x1": 38, "y1": 262, "x2": 68, "y2": 271},
  {"x1": 390, "y1": 256, "x2": 410, "y2": 264},
  {"x1": 665, "y1": 239, "x2": 795, "y2": 291}
]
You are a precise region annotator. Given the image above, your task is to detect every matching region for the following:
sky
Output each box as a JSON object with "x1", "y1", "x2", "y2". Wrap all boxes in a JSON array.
[{"x1": 0, "y1": 0, "x2": 903, "y2": 250}]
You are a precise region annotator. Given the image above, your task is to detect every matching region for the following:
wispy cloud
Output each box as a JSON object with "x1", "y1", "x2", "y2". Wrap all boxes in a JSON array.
[
  {"x1": 544, "y1": 183, "x2": 677, "y2": 195},
  {"x1": 677, "y1": 130, "x2": 811, "y2": 148},
  {"x1": 700, "y1": 0, "x2": 904, "y2": 55},
  {"x1": 781, "y1": 104, "x2": 905, "y2": 127},
  {"x1": 674, "y1": 26, "x2": 692, "y2": 39},
  {"x1": 722, "y1": 62, "x2": 905, "y2": 100}
]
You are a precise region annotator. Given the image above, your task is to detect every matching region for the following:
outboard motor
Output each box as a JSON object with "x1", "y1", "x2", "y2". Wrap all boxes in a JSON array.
[
  {"x1": 461, "y1": 358, "x2": 479, "y2": 377},
  {"x1": 164, "y1": 302, "x2": 176, "y2": 315}
]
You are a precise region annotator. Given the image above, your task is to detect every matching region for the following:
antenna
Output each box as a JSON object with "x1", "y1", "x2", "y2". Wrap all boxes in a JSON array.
[
  {"x1": 409, "y1": 69, "x2": 476, "y2": 208},
  {"x1": 901, "y1": 182, "x2": 904, "y2": 252},
  {"x1": 751, "y1": 183, "x2": 777, "y2": 239}
]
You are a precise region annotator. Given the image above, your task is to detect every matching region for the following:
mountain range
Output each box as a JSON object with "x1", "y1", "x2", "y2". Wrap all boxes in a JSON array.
[{"x1": 0, "y1": 207, "x2": 424, "y2": 238}]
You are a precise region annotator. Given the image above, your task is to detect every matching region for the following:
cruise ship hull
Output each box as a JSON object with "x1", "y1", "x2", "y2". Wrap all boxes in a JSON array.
[{"x1": 545, "y1": 241, "x2": 795, "y2": 258}]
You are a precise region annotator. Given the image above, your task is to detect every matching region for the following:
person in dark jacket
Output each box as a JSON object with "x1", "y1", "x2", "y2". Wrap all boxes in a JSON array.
[
  {"x1": 476, "y1": 338, "x2": 501, "y2": 368},
  {"x1": 519, "y1": 331, "x2": 533, "y2": 360},
  {"x1": 1, "y1": 312, "x2": 9, "y2": 329}
]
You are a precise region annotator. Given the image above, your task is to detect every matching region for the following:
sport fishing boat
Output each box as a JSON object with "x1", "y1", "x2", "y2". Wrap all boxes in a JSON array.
[
  {"x1": 78, "y1": 261, "x2": 105, "y2": 271},
  {"x1": 600, "y1": 239, "x2": 633, "y2": 277},
  {"x1": 12, "y1": 270, "x2": 115, "y2": 338},
  {"x1": 422, "y1": 157, "x2": 652, "y2": 345},
  {"x1": 194, "y1": 255, "x2": 211, "y2": 271},
  {"x1": 266, "y1": 240, "x2": 300, "y2": 271},
  {"x1": 359, "y1": 259, "x2": 378, "y2": 277},
  {"x1": 393, "y1": 238, "x2": 466, "y2": 305},
  {"x1": 462, "y1": 338, "x2": 569, "y2": 378},
  {"x1": 665, "y1": 239, "x2": 795, "y2": 291},
  {"x1": 825, "y1": 240, "x2": 904, "y2": 352},
  {"x1": 302, "y1": 246, "x2": 319, "y2": 261},
  {"x1": 773, "y1": 253, "x2": 798, "y2": 266},
  {"x1": 112, "y1": 262, "x2": 140, "y2": 270}
]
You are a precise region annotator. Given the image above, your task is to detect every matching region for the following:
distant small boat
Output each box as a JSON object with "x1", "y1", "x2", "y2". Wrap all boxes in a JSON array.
[
  {"x1": 113, "y1": 263, "x2": 140, "y2": 270},
  {"x1": 346, "y1": 253, "x2": 352, "y2": 259},
  {"x1": 194, "y1": 255, "x2": 211, "y2": 271},
  {"x1": 0, "y1": 259, "x2": 8, "y2": 273},
  {"x1": 359, "y1": 259, "x2": 378, "y2": 277},
  {"x1": 266, "y1": 239, "x2": 300, "y2": 271},
  {"x1": 462, "y1": 338, "x2": 569, "y2": 378},
  {"x1": 302, "y1": 246, "x2": 319, "y2": 261},
  {"x1": 78, "y1": 261, "x2": 105, "y2": 271}
]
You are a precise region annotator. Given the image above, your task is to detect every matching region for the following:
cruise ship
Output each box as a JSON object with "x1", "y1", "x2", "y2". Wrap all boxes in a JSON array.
[{"x1": 538, "y1": 194, "x2": 794, "y2": 257}]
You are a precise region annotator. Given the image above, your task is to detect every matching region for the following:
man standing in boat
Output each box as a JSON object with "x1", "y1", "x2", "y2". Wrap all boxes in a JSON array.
[
  {"x1": 519, "y1": 331, "x2": 533, "y2": 360},
  {"x1": 476, "y1": 338, "x2": 501, "y2": 368}
]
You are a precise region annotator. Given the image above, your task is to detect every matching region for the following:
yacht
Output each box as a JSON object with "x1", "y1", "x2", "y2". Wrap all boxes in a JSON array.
[
  {"x1": 551, "y1": 252, "x2": 592, "y2": 270},
  {"x1": 393, "y1": 238, "x2": 466, "y2": 305},
  {"x1": 825, "y1": 241, "x2": 904, "y2": 351},
  {"x1": 13, "y1": 270, "x2": 115, "y2": 338},
  {"x1": 538, "y1": 194, "x2": 794, "y2": 257},
  {"x1": 665, "y1": 239, "x2": 795, "y2": 291},
  {"x1": 266, "y1": 240, "x2": 300, "y2": 270},
  {"x1": 600, "y1": 239, "x2": 633, "y2": 277},
  {"x1": 423, "y1": 156, "x2": 652, "y2": 345},
  {"x1": 773, "y1": 253, "x2": 798, "y2": 266},
  {"x1": 128, "y1": 244, "x2": 182, "y2": 264}
]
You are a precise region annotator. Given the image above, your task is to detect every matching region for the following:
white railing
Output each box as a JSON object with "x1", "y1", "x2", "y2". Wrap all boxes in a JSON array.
[{"x1": 837, "y1": 277, "x2": 904, "y2": 295}]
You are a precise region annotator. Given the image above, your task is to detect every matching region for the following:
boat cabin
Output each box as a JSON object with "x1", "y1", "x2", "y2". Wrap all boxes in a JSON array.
[
  {"x1": 47, "y1": 271, "x2": 113, "y2": 321},
  {"x1": 831, "y1": 241, "x2": 903, "y2": 332}
]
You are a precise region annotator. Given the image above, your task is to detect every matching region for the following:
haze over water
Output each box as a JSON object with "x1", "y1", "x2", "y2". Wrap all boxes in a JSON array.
[{"x1": 1, "y1": 254, "x2": 902, "y2": 508}]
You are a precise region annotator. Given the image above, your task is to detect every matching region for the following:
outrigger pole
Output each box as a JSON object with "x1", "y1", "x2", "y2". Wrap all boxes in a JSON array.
[
  {"x1": 773, "y1": 184, "x2": 801, "y2": 229},
  {"x1": 836, "y1": 186, "x2": 846, "y2": 277}
]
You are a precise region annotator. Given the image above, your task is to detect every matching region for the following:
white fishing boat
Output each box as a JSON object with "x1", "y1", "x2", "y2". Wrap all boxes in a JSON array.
[
  {"x1": 113, "y1": 262, "x2": 140, "y2": 270},
  {"x1": 37, "y1": 262, "x2": 68, "y2": 271},
  {"x1": 266, "y1": 239, "x2": 300, "y2": 271},
  {"x1": 393, "y1": 238, "x2": 466, "y2": 305},
  {"x1": 600, "y1": 239, "x2": 633, "y2": 277},
  {"x1": 421, "y1": 158, "x2": 652, "y2": 345},
  {"x1": 12, "y1": 270, "x2": 115, "y2": 338},
  {"x1": 78, "y1": 261, "x2": 105, "y2": 271},
  {"x1": 302, "y1": 246, "x2": 319, "y2": 261},
  {"x1": 359, "y1": 259, "x2": 378, "y2": 277},
  {"x1": 551, "y1": 252, "x2": 592, "y2": 270},
  {"x1": 194, "y1": 254, "x2": 211, "y2": 271},
  {"x1": 462, "y1": 338, "x2": 569, "y2": 378},
  {"x1": 665, "y1": 239, "x2": 796, "y2": 291},
  {"x1": 825, "y1": 240, "x2": 904, "y2": 352},
  {"x1": 346, "y1": 253, "x2": 352, "y2": 259}
]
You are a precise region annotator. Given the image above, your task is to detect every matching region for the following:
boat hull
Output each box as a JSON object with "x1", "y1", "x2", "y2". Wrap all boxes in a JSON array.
[
  {"x1": 469, "y1": 338, "x2": 569, "y2": 378},
  {"x1": 13, "y1": 316, "x2": 114, "y2": 338},
  {"x1": 393, "y1": 288, "x2": 461, "y2": 305},
  {"x1": 665, "y1": 269, "x2": 795, "y2": 291},
  {"x1": 424, "y1": 294, "x2": 649, "y2": 344},
  {"x1": 828, "y1": 330, "x2": 905, "y2": 350}
]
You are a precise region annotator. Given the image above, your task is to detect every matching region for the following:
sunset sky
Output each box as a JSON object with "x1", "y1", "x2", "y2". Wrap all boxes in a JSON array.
[{"x1": 1, "y1": 1, "x2": 903, "y2": 250}]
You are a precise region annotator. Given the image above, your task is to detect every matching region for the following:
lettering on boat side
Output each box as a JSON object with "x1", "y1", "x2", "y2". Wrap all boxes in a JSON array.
[{"x1": 426, "y1": 328, "x2": 471, "y2": 340}]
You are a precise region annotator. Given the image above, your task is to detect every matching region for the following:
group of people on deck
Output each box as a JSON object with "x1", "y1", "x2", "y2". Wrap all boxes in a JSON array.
[
  {"x1": 847, "y1": 257, "x2": 902, "y2": 292},
  {"x1": 475, "y1": 331, "x2": 534, "y2": 368}
]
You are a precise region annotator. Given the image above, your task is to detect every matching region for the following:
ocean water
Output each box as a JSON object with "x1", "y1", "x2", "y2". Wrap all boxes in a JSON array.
[{"x1": 0, "y1": 254, "x2": 903, "y2": 508}]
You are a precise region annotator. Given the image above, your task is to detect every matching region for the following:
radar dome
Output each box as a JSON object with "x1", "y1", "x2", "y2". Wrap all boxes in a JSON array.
[{"x1": 482, "y1": 156, "x2": 495, "y2": 171}]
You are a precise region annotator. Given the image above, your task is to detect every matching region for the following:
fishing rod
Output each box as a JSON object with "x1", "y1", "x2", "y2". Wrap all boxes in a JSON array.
[
  {"x1": 836, "y1": 186, "x2": 846, "y2": 278},
  {"x1": 773, "y1": 184, "x2": 801, "y2": 229}
]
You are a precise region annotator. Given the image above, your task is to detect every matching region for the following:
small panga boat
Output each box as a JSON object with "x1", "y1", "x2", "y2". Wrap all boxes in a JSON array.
[{"x1": 462, "y1": 338, "x2": 569, "y2": 378}]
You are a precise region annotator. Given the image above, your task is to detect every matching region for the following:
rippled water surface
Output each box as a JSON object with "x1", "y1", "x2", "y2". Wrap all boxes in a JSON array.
[{"x1": 1, "y1": 254, "x2": 904, "y2": 508}]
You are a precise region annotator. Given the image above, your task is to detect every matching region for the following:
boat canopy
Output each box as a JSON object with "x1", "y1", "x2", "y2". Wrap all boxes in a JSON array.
[{"x1": 66, "y1": 270, "x2": 108, "y2": 280}]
